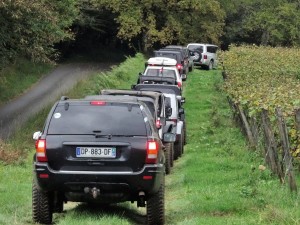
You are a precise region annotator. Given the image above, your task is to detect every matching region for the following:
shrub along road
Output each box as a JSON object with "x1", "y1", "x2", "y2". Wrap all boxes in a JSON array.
[
  {"x1": 0, "y1": 63, "x2": 111, "y2": 140},
  {"x1": 0, "y1": 55, "x2": 299, "y2": 224}
]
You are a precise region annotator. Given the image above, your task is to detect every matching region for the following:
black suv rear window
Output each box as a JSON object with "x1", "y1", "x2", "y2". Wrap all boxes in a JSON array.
[
  {"x1": 188, "y1": 45, "x2": 203, "y2": 52},
  {"x1": 145, "y1": 68, "x2": 176, "y2": 79},
  {"x1": 47, "y1": 103, "x2": 147, "y2": 136}
]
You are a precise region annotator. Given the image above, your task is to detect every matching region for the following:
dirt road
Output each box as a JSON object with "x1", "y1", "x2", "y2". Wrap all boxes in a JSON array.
[{"x1": 0, "y1": 63, "x2": 111, "y2": 139}]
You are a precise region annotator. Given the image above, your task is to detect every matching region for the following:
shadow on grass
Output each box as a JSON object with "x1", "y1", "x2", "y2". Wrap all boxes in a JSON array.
[{"x1": 64, "y1": 202, "x2": 147, "y2": 225}]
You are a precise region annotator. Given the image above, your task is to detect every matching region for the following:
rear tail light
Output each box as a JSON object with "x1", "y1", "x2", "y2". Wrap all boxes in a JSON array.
[
  {"x1": 177, "y1": 81, "x2": 182, "y2": 88},
  {"x1": 156, "y1": 118, "x2": 162, "y2": 129},
  {"x1": 35, "y1": 139, "x2": 47, "y2": 162},
  {"x1": 204, "y1": 54, "x2": 207, "y2": 59},
  {"x1": 146, "y1": 141, "x2": 158, "y2": 164},
  {"x1": 171, "y1": 119, "x2": 178, "y2": 123},
  {"x1": 90, "y1": 101, "x2": 106, "y2": 106},
  {"x1": 176, "y1": 64, "x2": 183, "y2": 70}
]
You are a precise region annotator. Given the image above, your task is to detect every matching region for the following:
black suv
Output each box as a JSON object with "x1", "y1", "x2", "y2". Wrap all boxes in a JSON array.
[
  {"x1": 100, "y1": 89, "x2": 175, "y2": 174},
  {"x1": 154, "y1": 50, "x2": 189, "y2": 77},
  {"x1": 32, "y1": 96, "x2": 175, "y2": 225},
  {"x1": 164, "y1": 45, "x2": 194, "y2": 72}
]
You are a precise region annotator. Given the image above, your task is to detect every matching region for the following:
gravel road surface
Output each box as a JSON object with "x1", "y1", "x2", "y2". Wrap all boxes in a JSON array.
[{"x1": 0, "y1": 63, "x2": 111, "y2": 139}]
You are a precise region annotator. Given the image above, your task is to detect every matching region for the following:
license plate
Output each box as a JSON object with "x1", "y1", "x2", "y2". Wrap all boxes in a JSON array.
[{"x1": 76, "y1": 147, "x2": 116, "y2": 158}]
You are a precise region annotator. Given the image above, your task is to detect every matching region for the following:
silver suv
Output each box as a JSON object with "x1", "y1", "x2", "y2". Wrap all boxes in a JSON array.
[{"x1": 187, "y1": 43, "x2": 218, "y2": 70}]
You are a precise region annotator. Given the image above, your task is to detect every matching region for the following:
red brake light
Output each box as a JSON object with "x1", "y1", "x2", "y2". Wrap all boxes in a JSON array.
[
  {"x1": 156, "y1": 118, "x2": 162, "y2": 129},
  {"x1": 204, "y1": 55, "x2": 207, "y2": 59},
  {"x1": 176, "y1": 64, "x2": 182, "y2": 70},
  {"x1": 171, "y1": 119, "x2": 178, "y2": 123},
  {"x1": 177, "y1": 81, "x2": 182, "y2": 88},
  {"x1": 90, "y1": 101, "x2": 106, "y2": 106},
  {"x1": 146, "y1": 141, "x2": 158, "y2": 164},
  {"x1": 36, "y1": 139, "x2": 47, "y2": 162}
]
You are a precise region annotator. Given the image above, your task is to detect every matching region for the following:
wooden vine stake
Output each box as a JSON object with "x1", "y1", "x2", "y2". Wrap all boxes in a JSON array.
[
  {"x1": 275, "y1": 108, "x2": 297, "y2": 192},
  {"x1": 236, "y1": 104, "x2": 256, "y2": 149},
  {"x1": 261, "y1": 109, "x2": 284, "y2": 182}
]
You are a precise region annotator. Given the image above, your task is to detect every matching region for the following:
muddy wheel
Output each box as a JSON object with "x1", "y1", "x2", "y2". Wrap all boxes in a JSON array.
[
  {"x1": 174, "y1": 132, "x2": 183, "y2": 159},
  {"x1": 32, "y1": 181, "x2": 53, "y2": 224},
  {"x1": 170, "y1": 143, "x2": 174, "y2": 167},
  {"x1": 164, "y1": 143, "x2": 172, "y2": 174},
  {"x1": 147, "y1": 176, "x2": 165, "y2": 225}
]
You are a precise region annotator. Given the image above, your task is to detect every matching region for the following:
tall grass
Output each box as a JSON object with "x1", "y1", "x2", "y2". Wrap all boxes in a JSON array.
[
  {"x1": 0, "y1": 58, "x2": 52, "y2": 106},
  {"x1": 1, "y1": 55, "x2": 300, "y2": 224}
]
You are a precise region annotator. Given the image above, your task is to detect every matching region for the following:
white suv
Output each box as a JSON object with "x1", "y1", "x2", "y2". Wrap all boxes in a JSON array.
[
  {"x1": 139, "y1": 57, "x2": 183, "y2": 90},
  {"x1": 187, "y1": 43, "x2": 218, "y2": 70}
]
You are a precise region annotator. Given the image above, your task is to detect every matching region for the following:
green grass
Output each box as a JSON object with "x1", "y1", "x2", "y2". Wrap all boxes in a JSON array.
[
  {"x1": 1, "y1": 56, "x2": 300, "y2": 224},
  {"x1": 0, "y1": 58, "x2": 53, "y2": 106}
]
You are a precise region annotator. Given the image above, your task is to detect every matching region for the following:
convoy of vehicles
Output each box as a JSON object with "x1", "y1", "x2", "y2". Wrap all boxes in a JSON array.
[{"x1": 32, "y1": 43, "x2": 217, "y2": 224}]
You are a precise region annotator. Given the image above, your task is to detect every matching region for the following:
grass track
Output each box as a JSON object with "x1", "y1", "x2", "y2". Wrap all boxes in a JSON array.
[{"x1": 1, "y1": 56, "x2": 300, "y2": 224}]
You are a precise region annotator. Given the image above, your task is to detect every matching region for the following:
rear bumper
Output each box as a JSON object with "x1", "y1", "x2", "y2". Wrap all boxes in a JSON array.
[{"x1": 34, "y1": 162, "x2": 165, "y2": 200}]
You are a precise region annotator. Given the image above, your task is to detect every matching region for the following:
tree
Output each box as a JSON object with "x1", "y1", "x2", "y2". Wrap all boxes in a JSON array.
[
  {"x1": 218, "y1": 0, "x2": 300, "y2": 47},
  {"x1": 91, "y1": 0, "x2": 225, "y2": 52},
  {"x1": 0, "y1": 0, "x2": 78, "y2": 67}
]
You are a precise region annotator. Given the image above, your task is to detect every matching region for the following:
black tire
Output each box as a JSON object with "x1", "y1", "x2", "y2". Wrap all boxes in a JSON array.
[
  {"x1": 164, "y1": 143, "x2": 172, "y2": 174},
  {"x1": 170, "y1": 143, "x2": 174, "y2": 167},
  {"x1": 189, "y1": 65, "x2": 193, "y2": 72},
  {"x1": 32, "y1": 182, "x2": 53, "y2": 224},
  {"x1": 147, "y1": 177, "x2": 165, "y2": 225},
  {"x1": 207, "y1": 60, "x2": 213, "y2": 70},
  {"x1": 174, "y1": 132, "x2": 183, "y2": 159},
  {"x1": 183, "y1": 121, "x2": 187, "y2": 145}
]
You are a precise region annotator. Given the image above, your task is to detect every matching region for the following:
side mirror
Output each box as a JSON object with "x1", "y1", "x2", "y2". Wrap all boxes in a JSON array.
[
  {"x1": 166, "y1": 107, "x2": 172, "y2": 117},
  {"x1": 179, "y1": 108, "x2": 185, "y2": 120},
  {"x1": 181, "y1": 97, "x2": 186, "y2": 104},
  {"x1": 131, "y1": 84, "x2": 136, "y2": 90},
  {"x1": 176, "y1": 96, "x2": 186, "y2": 104},
  {"x1": 163, "y1": 133, "x2": 176, "y2": 143},
  {"x1": 139, "y1": 72, "x2": 143, "y2": 76},
  {"x1": 33, "y1": 131, "x2": 42, "y2": 141}
]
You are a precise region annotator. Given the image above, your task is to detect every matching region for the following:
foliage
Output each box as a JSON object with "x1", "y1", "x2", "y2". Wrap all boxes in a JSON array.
[
  {"x1": 0, "y1": 0, "x2": 78, "y2": 67},
  {"x1": 91, "y1": 0, "x2": 225, "y2": 51},
  {"x1": 221, "y1": 45, "x2": 300, "y2": 164},
  {"x1": 221, "y1": 45, "x2": 300, "y2": 115},
  {"x1": 218, "y1": 0, "x2": 300, "y2": 47},
  {"x1": 0, "y1": 59, "x2": 52, "y2": 105}
]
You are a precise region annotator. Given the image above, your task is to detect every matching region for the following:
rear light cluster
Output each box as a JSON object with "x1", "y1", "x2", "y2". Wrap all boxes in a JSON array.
[
  {"x1": 35, "y1": 139, "x2": 47, "y2": 162},
  {"x1": 203, "y1": 54, "x2": 207, "y2": 59},
  {"x1": 176, "y1": 64, "x2": 183, "y2": 70},
  {"x1": 156, "y1": 118, "x2": 162, "y2": 129},
  {"x1": 90, "y1": 101, "x2": 106, "y2": 106},
  {"x1": 145, "y1": 141, "x2": 158, "y2": 164},
  {"x1": 177, "y1": 81, "x2": 182, "y2": 88}
]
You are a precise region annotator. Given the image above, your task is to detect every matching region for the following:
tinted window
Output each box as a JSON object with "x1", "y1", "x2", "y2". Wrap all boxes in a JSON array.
[
  {"x1": 47, "y1": 103, "x2": 147, "y2": 135},
  {"x1": 187, "y1": 45, "x2": 203, "y2": 52},
  {"x1": 154, "y1": 52, "x2": 179, "y2": 61},
  {"x1": 145, "y1": 68, "x2": 176, "y2": 79}
]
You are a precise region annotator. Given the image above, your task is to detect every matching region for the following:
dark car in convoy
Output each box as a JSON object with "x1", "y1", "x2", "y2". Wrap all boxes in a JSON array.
[
  {"x1": 132, "y1": 84, "x2": 186, "y2": 160},
  {"x1": 164, "y1": 45, "x2": 194, "y2": 72},
  {"x1": 154, "y1": 50, "x2": 189, "y2": 77},
  {"x1": 32, "y1": 96, "x2": 175, "y2": 225},
  {"x1": 100, "y1": 89, "x2": 175, "y2": 174}
]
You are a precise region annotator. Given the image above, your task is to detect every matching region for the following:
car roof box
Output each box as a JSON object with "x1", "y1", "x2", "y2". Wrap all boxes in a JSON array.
[{"x1": 147, "y1": 57, "x2": 177, "y2": 66}]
